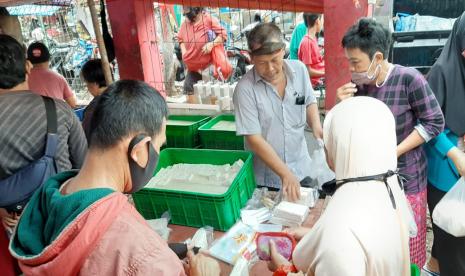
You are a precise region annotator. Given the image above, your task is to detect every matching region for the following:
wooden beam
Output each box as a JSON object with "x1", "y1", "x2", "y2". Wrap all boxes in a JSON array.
[{"x1": 87, "y1": 0, "x2": 113, "y2": 85}]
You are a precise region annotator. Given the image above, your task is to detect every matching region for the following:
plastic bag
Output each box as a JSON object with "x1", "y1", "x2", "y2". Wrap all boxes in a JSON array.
[
  {"x1": 187, "y1": 226, "x2": 214, "y2": 249},
  {"x1": 146, "y1": 211, "x2": 172, "y2": 240},
  {"x1": 309, "y1": 139, "x2": 335, "y2": 189},
  {"x1": 211, "y1": 45, "x2": 232, "y2": 81},
  {"x1": 432, "y1": 177, "x2": 465, "y2": 237},
  {"x1": 402, "y1": 195, "x2": 418, "y2": 238}
]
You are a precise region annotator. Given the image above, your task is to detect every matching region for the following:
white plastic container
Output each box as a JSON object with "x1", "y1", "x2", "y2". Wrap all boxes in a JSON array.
[{"x1": 211, "y1": 83, "x2": 221, "y2": 98}]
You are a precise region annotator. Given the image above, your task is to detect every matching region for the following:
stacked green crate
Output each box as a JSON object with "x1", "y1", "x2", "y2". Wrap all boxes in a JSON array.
[
  {"x1": 198, "y1": 114, "x2": 244, "y2": 150},
  {"x1": 165, "y1": 115, "x2": 210, "y2": 148}
]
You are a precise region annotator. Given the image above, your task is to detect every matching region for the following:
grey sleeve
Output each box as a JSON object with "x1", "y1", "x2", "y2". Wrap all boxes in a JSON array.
[
  {"x1": 233, "y1": 82, "x2": 262, "y2": 136},
  {"x1": 415, "y1": 124, "x2": 433, "y2": 143},
  {"x1": 67, "y1": 112, "x2": 88, "y2": 169}
]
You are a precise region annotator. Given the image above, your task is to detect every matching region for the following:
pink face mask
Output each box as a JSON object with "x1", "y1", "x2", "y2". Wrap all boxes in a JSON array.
[
  {"x1": 462, "y1": 49, "x2": 465, "y2": 58},
  {"x1": 351, "y1": 54, "x2": 380, "y2": 86}
]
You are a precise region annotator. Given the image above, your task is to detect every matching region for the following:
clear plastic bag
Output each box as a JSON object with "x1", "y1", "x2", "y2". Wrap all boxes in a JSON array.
[
  {"x1": 405, "y1": 197, "x2": 418, "y2": 238},
  {"x1": 187, "y1": 226, "x2": 214, "y2": 249},
  {"x1": 432, "y1": 177, "x2": 465, "y2": 237},
  {"x1": 309, "y1": 139, "x2": 335, "y2": 189},
  {"x1": 146, "y1": 211, "x2": 172, "y2": 241}
]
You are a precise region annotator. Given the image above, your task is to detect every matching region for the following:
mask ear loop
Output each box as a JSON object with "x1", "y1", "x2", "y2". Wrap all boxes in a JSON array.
[{"x1": 367, "y1": 53, "x2": 381, "y2": 80}]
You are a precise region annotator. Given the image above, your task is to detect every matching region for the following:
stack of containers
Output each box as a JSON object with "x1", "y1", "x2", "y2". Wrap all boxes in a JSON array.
[{"x1": 193, "y1": 81, "x2": 237, "y2": 110}]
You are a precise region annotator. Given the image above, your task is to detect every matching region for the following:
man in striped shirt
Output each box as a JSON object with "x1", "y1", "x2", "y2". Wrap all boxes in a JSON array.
[{"x1": 0, "y1": 34, "x2": 87, "y2": 232}]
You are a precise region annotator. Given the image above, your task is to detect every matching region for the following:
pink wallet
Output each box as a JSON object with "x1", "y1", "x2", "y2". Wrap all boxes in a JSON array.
[{"x1": 255, "y1": 232, "x2": 296, "y2": 261}]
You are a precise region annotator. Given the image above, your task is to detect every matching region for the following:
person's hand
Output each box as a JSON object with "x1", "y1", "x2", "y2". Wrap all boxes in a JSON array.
[
  {"x1": 282, "y1": 172, "x2": 301, "y2": 202},
  {"x1": 267, "y1": 240, "x2": 292, "y2": 272},
  {"x1": 1, "y1": 211, "x2": 19, "y2": 234},
  {"x1": 336, "y1": 82, "x2": 357, "y2": 101},
  {"x1": 201, "y1": 42, "x2": 215, "y2": 54},
  {"x1": 284, "y1": 227, "x2": 311, "y2": 241},
  {"x1": 448, "y1": 147, "x2": 465, "y2": 177},
  {"x1": 187, "y1": 250, "x2": 220, "y2": 276}
]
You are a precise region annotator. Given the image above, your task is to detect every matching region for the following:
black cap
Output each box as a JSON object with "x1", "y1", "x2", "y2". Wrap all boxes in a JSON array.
[{"x1": 27, "y1": 42, "x2": 50, "y2": 64}]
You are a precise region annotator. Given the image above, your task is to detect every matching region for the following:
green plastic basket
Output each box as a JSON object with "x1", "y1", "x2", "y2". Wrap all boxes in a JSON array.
[
  {"x1": 133, "y1": 148, "x2": 256, "y2": 231},
  {"x1": 165, "y1": 115, "x2": 210, "y2": 148},
  {"x1": 198, "y1": 114, "x2": 244, "y2": 150}
]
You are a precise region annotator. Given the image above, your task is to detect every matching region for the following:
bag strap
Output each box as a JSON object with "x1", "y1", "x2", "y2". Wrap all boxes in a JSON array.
[
  {"x1": 0, "y1": 97, "x2": 58, "y2": 179},
  {"x1": 42, "y1": 96, "x2": 59, "y2": 158},
  {"x1": 42, "y1": 96, "x2": 57, "y2": 134}
]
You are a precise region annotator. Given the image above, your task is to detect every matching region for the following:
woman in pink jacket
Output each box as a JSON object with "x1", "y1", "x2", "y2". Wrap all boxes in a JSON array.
[{"x1": 9, "y1": 80, "x2": 220, "y2": 276}]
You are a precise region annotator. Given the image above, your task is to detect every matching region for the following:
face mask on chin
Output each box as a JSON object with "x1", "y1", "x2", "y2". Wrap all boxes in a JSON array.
[
  {"x1": 126, "y1": 134, "x2": 159, "y2": 194},
  {"x1": 351, "y1": 54, "x2": 381, "y2": 86}
]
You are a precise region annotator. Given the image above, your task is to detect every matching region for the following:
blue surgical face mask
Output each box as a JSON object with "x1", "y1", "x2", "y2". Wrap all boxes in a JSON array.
[
  {"x1": 351, "y1": 54, "x2": 381, "y2": 86},
  {"x1": 127, "y1": 134, "x2": 159, "y2": 193}
]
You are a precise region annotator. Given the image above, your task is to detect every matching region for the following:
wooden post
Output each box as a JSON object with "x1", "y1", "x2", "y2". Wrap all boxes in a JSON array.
[{"x1": 87, "y1": 0, "x2": 113, "y2": 85}]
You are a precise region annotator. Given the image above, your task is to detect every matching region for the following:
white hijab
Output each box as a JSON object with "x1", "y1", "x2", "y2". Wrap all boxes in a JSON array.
[
  {"x1": 293, "y1": 97, "x2": 411, "y2": 276},
  {"x1": 323, "y1": 96, "x2": 397, "y2": 180},
  {"x1": 323, "y1": 96, "x2": 415, "y2": 237}
]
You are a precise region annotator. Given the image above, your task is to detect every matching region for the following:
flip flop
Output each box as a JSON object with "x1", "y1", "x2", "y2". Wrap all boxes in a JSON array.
[{"x1": 422, "y1": 266, "x2": 440, "y2": 276}]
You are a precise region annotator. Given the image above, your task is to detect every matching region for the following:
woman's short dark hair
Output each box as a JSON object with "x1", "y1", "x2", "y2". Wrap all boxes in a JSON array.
[
  {"x1": 342, "y1": 18, "x2": 392, "y2": 59},
  {"x1": 0, "y1": 34, "x2": 26, "y2": 89},
  {"x1": 89, "y1": 80, "x2": 168, "y2": 149},
  {"x1": 303, "y1": 13, "x2": 321, "y2": 28},
  {"x1": 81, "y1": 59, "x2": 106, "y2": 88}
]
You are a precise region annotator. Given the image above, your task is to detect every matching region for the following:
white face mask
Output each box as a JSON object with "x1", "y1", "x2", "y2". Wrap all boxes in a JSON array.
[{"x1": 351, "y1": 54, "x2": 381, "y2": 86}]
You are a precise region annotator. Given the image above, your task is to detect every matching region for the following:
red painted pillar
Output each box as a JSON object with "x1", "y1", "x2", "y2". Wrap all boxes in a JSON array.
[
  {"x1": 106, "y1": 0, "x2": 165, "y2": 96},
  {"x1": 324, "y1": 0, "x2": 367, "y2": 109}
]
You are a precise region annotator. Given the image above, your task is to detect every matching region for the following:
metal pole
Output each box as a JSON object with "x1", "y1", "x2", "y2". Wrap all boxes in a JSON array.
[{"x1": 87, "y1": 0, "x2": 113, "y2": 85}]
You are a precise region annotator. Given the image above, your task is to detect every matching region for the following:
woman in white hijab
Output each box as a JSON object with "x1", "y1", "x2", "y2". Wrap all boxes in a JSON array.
[{"x1": 268, "y1": 96, "x2": 411, "y2": 276}]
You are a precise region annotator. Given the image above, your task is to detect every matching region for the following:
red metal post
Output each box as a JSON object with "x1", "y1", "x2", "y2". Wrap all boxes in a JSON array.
[
  {"x1": 324, "y1": 0, "x2": 367, "y2": 110},
  {"x1": 106, "y1": 0, "x2": 166, "y2": 96}
]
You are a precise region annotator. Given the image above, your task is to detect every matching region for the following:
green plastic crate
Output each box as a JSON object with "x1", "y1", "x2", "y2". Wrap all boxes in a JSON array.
[
  {"x1": 198, "y1": 114, "x2": 244, "y2": 150},
  {"x1": 133, "y1": 148, "x2": 256, "y2": 231},
  {"x1": 165, "y1": 115, "x2": 210, "y2": 148}
]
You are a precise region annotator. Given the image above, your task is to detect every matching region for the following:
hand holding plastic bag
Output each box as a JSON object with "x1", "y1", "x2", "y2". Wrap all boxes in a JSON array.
[{"x1": 432, "y1": 177, "x2": 465, "y2": 237}]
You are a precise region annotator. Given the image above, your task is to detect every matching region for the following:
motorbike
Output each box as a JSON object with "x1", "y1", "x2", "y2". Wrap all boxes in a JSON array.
[{"x1": 49, "y1": 38, "x2": 94, "y2": 90}]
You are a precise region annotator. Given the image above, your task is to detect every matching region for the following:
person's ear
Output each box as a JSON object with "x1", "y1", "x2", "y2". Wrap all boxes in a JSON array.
[
  {"x1": 25, "y1": 60, "x2": 33, "y2": 75},
  {"x1": 129, "y1": 136, "x2": 152, "y2": 168},
  {"x1": 374, "y1": 51, "x2": 384, "y2": 63}
]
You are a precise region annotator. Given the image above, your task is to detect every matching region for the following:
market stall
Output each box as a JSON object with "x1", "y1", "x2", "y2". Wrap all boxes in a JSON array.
[{"x1": 0, "y1": 1, "x2": 371, "y2": 275}]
